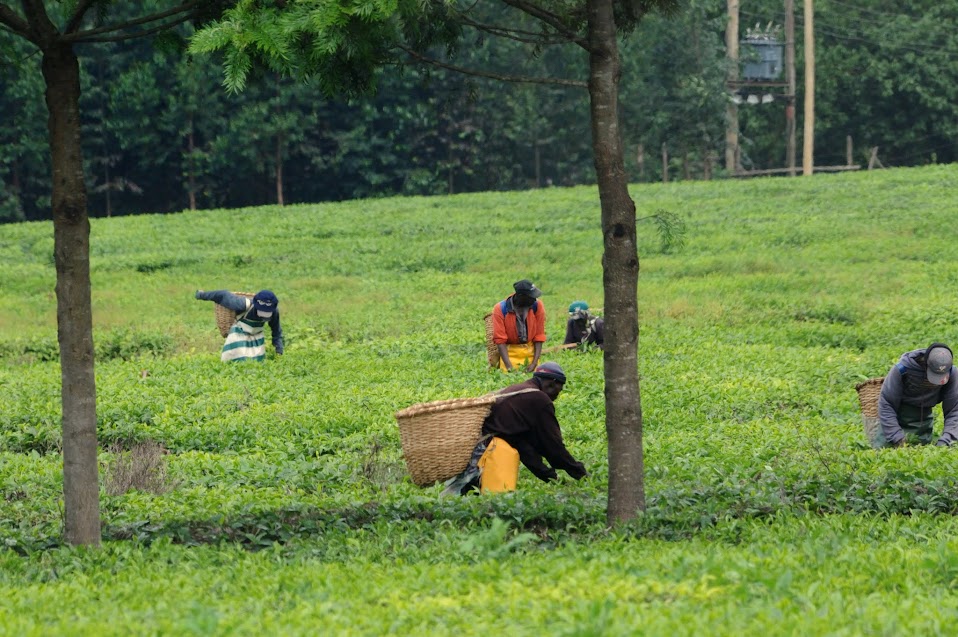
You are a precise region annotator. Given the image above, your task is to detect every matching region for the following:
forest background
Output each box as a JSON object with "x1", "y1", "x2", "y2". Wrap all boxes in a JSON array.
[{"x1": 3, "y1": 0, "x2": 955, "y2": 223}]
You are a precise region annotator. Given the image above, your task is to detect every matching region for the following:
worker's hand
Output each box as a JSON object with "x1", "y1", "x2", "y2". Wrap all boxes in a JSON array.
[
  {"x1": 524, "y1": 362, "x2": 537, "y2": 372},
  {"x1": 893, "y1": 438, "x2": 907, "y2": 448}
]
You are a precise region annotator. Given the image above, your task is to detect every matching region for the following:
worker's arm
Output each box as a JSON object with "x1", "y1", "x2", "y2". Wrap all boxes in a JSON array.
[
  {"x1": 937, "y1": 371, "x2": 958, "y2": 445},
  {"x1": 878, "y1": 368, "x2": 905, "y2": 446}
]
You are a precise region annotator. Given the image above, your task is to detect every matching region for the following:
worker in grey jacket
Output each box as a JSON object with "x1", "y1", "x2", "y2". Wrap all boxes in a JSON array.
[{"x1": 877, "y1": 343, "x2": 958, "y2": 447}]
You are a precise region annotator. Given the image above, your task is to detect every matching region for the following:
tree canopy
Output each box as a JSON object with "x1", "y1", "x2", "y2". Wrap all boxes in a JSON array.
[{"x1": 5, "y1": 0, "x2": 958, "y2": 222}]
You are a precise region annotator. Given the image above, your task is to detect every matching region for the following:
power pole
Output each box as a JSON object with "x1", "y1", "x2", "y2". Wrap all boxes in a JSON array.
[
  {"x1": 803, "y1": 0, "x2": 815, "y2": 175},
  {"x1": 725, "y1": 0, "x2": 739, "y2": 174},
  {"x1": 785, "y1": 0, "x2": 796, "y2": 175}
]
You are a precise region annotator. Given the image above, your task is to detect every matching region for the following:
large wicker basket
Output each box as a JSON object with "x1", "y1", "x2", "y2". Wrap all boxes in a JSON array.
[
  {"x1": 855, "y1": 377, "x2": 884, "y2": 447},
  {"x1": 214, "y1": 292, "x2": 254, "y2": 337},
  {"x1": 395, "y1": 394, "x2": 498, "y2": 487},
  {"x1": 483, "y1": 312, "x2": 499, "y2": 368}
]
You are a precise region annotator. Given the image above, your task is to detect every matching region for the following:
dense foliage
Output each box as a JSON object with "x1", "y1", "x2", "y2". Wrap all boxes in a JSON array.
[
  {"x1": 3, "y1": 0, "x2": 957, "y2": 222},
  {"x1": 4, "y1": 166, "x2": 958, "y2": 632}
]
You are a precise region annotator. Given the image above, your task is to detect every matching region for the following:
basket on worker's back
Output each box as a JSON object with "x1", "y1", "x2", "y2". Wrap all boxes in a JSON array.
[
  {"x1": 483, "y1": 312, "x2": 499, "y2": 368},
  {"x1": 214, "y1": 292, "x2": 254, "y2": 337},
  {"x1": 855, "y1": 377, "x2": 884, "y2": 447},
  {"x1": 395, "y1": 394, "x2": 498, "y2": 486}
]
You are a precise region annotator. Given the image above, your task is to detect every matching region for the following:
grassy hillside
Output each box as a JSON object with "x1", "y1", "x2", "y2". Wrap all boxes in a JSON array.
[{"x1": 4, "y1": 165, "x2": 958, "y2": 635}]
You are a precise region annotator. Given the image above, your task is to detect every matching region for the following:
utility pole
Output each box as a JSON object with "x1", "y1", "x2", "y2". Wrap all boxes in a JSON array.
[
  {"x1": 803, "y1": 0, "x2": 815, "y2": 175},
  {"x1": 785, "y1": 0, "x2": 796, "y2": 175},
  {"x1": 725, "y1": 0, "x2": 739, "y2": 174}
]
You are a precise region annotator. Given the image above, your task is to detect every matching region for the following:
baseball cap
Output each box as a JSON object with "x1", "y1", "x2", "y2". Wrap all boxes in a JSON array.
[
  {"x1": 513, "y1": 279, "x2": 542, "y2": 298},
  {"x1": 926, "y1": 344, "x2": 953, "y2": 385},
  {"x1": 568, "y1": 301, "x2": 589, "y2": 314},
  {"x1": 253, "y1": 289, "x2": 278, "y2": 317}
]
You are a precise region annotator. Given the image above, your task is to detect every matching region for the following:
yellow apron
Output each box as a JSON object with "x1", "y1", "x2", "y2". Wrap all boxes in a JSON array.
[
  {"x1": 478, "y1": 437, "x2": 520, "y2": 493},
  {"x1": 497, "y1": 343, "x2": 535, "y2": 372}
]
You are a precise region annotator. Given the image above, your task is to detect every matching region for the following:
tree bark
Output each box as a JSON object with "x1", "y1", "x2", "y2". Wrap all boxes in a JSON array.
[
  {"x1": 187, "y1": 121, "x2": 197, "y2": 211},
  {"x1": 586, "y1": 0, "x2": 644, "y2": 523},
  {"x1": 42, "y1": 42, "x2": 101, "y2": 546},
  {"x1": 275, "y1": 133, "x2": 284, "y2": 206}
]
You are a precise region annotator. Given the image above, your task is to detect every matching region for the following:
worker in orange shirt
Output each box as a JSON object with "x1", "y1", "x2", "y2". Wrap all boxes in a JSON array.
[{"x1": 491, "y1": 279, "x2": 547, "y2": 372}]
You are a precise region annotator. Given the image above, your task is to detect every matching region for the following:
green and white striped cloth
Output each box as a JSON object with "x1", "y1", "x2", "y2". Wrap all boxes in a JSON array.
[{"x1": 221, "y1": 317, "x2": 267, "y2": 362}]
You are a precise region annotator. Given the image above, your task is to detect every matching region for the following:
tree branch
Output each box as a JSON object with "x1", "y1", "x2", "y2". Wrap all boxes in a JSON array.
[
  {"x1": 0, "y1": 4, "x2": 30, "y2": 38},
  {"x1": 456, "y1": 14, "x2": 575, "y2": 46},
  {"x1": 399, "y1": 45, "x2": 587, "y2": 88},
  {"x1": 70, "y1": 13, "x2": 195, "y2": 43},
  {"x1": 497, "y1": 0, "x2": 587, "y2": 47},
  {"x1": 64, "y1": 0, "x2": 97, "y2": 35},
  {"x1": 64, "y1": 0, "x2": 200, "y2": 42},
  {"x1": 18, "y1": 0, "x2": 58, "y2": 46}
]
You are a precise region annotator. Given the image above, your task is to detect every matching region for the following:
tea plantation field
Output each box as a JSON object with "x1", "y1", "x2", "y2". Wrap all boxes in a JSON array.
[{"x1": 4, "y1": 165, "x2": 958, "y2": 635}]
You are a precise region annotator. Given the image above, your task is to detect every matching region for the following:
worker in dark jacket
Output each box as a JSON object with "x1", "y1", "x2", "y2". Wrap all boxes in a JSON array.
[
  {"x1": 482, "y1": 361, "x2": 587, "y2": 481},
  {"x1": 563, "y1": 300, "x2": 604, "y2": 350},
  {"x1": 443, "y1": 362, "x2": 586, "y2": 495},
  {"x1": 877, "y1": 342, "x2": 958, "y2": 447},
  {"x1": 196, "y1": 289, "x2": 283, "y2": 361}
]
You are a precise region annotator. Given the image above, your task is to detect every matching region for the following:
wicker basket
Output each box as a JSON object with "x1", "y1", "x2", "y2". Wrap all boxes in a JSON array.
[
  {"x1": 855, "y1": 377, "x2": 884, "y2": 447},
  {"x1": 484, "y1": 312, "x2": 499, "y2": 368},
  {"x1": 395, "y1": 394, "x2": 498, "y2": 487},
  {"x1": 214, "y1": 292, "x2": 254, "y2": 337}
]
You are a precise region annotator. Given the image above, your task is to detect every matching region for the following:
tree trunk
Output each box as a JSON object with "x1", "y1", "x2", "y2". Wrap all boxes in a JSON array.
[
  {"x1": 275, "y1": 134, "x2": 284, "y2": 206},
  {"x1": 187, "y1": 121, "x2": 197, "y2": 211},
  {"x1": 535, "y1": 140, "x2": 542, "y2": 188},
  {"x1": 104, "y1": 162, "x2": 112, "y2": 217},
  {"x1": 42, "y1": 43, "x2": 101, "y2": 546},
  {"x1": 586, "y1": 0, "x2": 644, "y2": 524}
]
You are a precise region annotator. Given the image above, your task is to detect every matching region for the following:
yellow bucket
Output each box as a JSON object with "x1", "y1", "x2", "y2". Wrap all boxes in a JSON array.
[{"x1": 478, "y1": 437, "x2": 519, "y2": 493}]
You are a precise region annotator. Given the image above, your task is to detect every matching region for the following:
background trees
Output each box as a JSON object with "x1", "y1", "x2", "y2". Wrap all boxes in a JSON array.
[{"x1": 7, "y1": 1, "x2": 958, "y2": 224}]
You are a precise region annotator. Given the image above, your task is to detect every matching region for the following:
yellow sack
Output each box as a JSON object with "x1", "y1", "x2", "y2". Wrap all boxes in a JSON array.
[
  {"x1": 497, "y1": 343, "x2": 535, "y2": 372},
  {"x1": 478, "y1": 437, "x2": 519, "y2": 493}
]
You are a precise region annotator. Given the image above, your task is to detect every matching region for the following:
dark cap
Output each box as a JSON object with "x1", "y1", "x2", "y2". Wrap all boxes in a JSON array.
[
  {"x1": 533, "y1": 361, "x2": 566, "y2": 384},
  {"x1": 926, "y1": 344, "x2": 953, "y2": 385},
  {"x1": 253, "y1": 289, "x2": 278, "y2": 317},
  {"x1": 513, "y1": 279, "x2": 542, "y2": 298}
]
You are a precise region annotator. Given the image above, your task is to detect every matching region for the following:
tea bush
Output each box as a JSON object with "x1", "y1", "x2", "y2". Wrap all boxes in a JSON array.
[{"x1": 4, "y1": 165, "x2": 958, "y2": 634}]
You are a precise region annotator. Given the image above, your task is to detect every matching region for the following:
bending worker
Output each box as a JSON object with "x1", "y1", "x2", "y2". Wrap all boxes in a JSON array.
[
  {"x1": 877, "y1": 342, "x2": 958, "y2": 447},
  {"x1": 444, "y1": 362, "x2": 587, "y2": 495},
  {"x1": 564, "y1": 300, "x2": 604, "y2": 349},
  {"x1": 196, "y1": 289, "x2": 283, "y2": 362},
  {"x1": 491, "y1": 279, "x2": 547, "y2": 372}
]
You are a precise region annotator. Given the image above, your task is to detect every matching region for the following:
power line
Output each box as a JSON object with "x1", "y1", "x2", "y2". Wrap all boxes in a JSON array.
[
  {"x1": 740, "y1": 8, "x2": 958, "y2": 59},
  {"x1": 807, "y1": 22, "x2": 958, "y2": 57}
]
